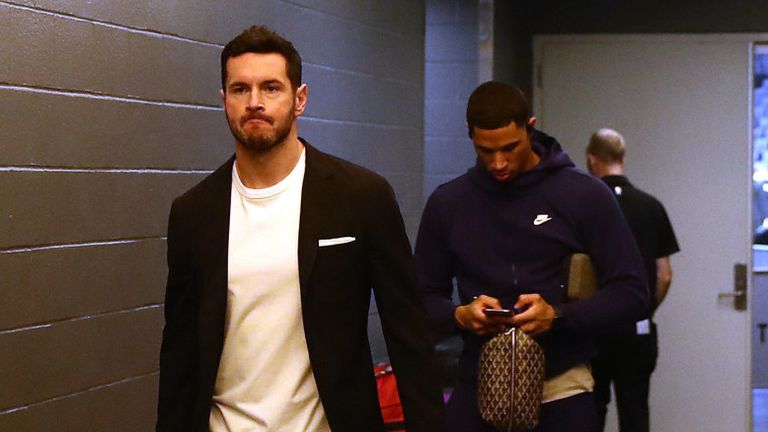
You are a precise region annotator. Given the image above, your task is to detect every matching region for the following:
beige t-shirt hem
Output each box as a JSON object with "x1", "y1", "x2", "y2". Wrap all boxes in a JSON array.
[{"x1": 541, "y1": 363, "x2": 594, "y2": 403}]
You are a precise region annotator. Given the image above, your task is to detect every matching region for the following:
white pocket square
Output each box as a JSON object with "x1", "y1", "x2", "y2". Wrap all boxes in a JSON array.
[{"x1": 318, "y1": 236, "x2": 356, "y2": 247}]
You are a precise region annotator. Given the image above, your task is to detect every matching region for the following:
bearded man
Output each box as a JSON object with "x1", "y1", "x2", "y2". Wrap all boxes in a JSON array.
[{"x1": 156, "y1": 25, "x2": 445, "y2": 432}]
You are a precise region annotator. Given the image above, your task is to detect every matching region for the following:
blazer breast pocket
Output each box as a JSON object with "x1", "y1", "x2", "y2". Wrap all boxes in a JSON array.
[
  {"x1": 313, "y1": 236, "x2": 367, "y2": 303},
  {"x1": 315, "y1": 236, "x2": 360, "y2": 264},
  {"x1": 318, "y1": 236, "x2": 356, "y2": 248}
]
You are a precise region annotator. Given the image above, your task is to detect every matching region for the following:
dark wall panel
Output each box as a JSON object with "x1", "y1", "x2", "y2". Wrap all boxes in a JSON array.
[
  {"x1": 0, "y1": 172, "x2": 205, "y2": 248},
  {"x1": 292, "y1": 17, "x2": 422, "y2": 82},
  {"x1": 0, "y1": 374, "x2": 158, "y2": 432},
  {"x1": 1, "y1": 0, "x2": 426, "y2": 423},
  {"x1": 300, "y1": 120, "x2": 421, "y2": 175},
  {"x1": 423, "y1": 0, "x2": 478, "y2": 202},
  {"x1": 289, "y1": 0, "x2": 423, "y2": 35},
  {"x1": 12, "y1": 0, "x2": 424, "y2": 47},
  {"x1": 425, "y1": 137, "x2": 475, "y2": 175},
  {"x1": 9, "y1": 0, "x2": 299, "y2": 45},
  {"x1": 304, "y1": 65, "x2": 422, "y2": 127},
  {"x1": 4, "y1": 5, "x2": 220, "y2": 104},
  {"x1": 0, "y1": 307, "x2": 162, "y2": 410},
  {"x1": 0, "y1": 89, "x2": 230, "y2": 169},
  {"x1": 0, "y1": 240, "x2": 165, "y2": 330},
  {"x1": 7, "y1": 0, "x2": 424, "y2": 82}
]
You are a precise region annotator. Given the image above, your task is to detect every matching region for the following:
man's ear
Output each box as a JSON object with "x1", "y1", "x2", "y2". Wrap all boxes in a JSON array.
[
  {"x1": 294, "y1": 84, "x2": 308, "y2": 115},
  {"x1": 527, "y1": 116, "x2": 537, "y2": 129},
  {"x1": 586, "y1": 153, "x2": 598, "y2": 175},
  {"x1": 220, "y1": 89, "x2": 225, "y2": 107}
]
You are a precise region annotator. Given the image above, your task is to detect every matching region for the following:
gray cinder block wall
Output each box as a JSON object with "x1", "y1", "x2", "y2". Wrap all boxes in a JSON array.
[
  {"x1": 0, "y1": 1, "x2": 425, "y2": 430},
  {"x1": 422, "y1": 0, "x2": 480, "y2": 386},
  {"x1": 424, "y1": 0, "x2": 479, "y2": 201}
]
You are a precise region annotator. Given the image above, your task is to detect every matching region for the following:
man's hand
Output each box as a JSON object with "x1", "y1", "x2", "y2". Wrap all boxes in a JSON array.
[
  {"x1": 511, "y1": 294, "x2": 556, "y2": 336},
  {"x1": 454, "y1": 295, "x2": 514, "y2": 336}
]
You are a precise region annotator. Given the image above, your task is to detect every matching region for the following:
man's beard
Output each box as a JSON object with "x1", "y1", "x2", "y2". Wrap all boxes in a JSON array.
[{"x1": 227, "y1": 109, "x2": 295, "y2": 153}]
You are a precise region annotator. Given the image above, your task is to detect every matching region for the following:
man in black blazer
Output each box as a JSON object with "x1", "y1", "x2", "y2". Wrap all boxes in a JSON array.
[{"x1": 156, "y1": 25, "x2": 445, "y2": 432}]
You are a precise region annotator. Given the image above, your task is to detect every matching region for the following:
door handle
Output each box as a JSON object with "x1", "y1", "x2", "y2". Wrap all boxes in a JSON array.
[
  {"x1": 717, "y1": 263, "x2": 747, "y2": 311},
  {"x1": 759, "y1": 323, "x2": 767, "y2": 344}
]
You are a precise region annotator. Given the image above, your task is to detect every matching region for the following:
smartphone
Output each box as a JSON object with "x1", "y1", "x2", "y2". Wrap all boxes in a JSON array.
[{"x1": 483, "y1": 307, "x2": 514, "y2": 317}]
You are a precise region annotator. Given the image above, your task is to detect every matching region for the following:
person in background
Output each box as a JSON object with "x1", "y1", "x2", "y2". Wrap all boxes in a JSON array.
[
  {"x1": 587, "y1": 128, "x2": 680, "y2": 432},
  {"x1": 415, "y1": 81, "x2": 648, "y2": 432},
  {"x1": 156, "y1": 25, "x2": 445, "y2": 432}
]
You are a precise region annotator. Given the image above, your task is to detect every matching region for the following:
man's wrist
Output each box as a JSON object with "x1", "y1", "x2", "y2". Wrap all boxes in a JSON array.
[
  {"x1": 454, "y1": 305, "x2": 468, "y2": 330},
  {"x1": 551, "y1": 305, "x2": 567, "y2": 331}
]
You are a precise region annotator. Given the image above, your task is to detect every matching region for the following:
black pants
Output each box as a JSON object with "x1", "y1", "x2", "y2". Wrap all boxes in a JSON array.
[
  {"x1": 535, "y1": 392, "x2": 599, "y2": 432},
  {"x1": 592, "y1": 325, "x2": 658, "y2": 432}
]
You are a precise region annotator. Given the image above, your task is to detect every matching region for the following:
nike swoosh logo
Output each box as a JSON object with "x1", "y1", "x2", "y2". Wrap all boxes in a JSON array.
[{"x1": 533, "y1": 214, "x2": 553, "y2": 226}]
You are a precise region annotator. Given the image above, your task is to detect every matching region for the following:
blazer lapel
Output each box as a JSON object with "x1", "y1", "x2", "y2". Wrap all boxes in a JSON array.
[
  {"x1": 196, "y1": 156, "x2": 234, "y2": 397},
  {"x1": 297, "y1": 144, "x2": 335, "y2": 298}
]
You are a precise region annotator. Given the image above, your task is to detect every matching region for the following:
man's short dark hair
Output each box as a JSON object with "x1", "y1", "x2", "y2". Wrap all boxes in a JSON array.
[
  {"x1": 466, "y1": 81, "x2": 531, "y2": 138},
  {"x1": 220, "y1": 25, "x2": 302, "y2": 91}
]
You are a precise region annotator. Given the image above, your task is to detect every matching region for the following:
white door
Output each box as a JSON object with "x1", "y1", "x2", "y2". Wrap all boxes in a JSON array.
[{"x1": 534, "y1": 35, "x2": 753, "y2": 431}]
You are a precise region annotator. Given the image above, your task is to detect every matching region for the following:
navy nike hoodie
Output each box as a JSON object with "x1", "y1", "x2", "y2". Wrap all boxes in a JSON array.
[{"x1": 415, "y1": 129, "x2": 648, "y2": 379}]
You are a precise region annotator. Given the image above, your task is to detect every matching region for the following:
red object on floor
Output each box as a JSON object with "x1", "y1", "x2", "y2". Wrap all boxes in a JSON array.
[{"x1": 374, "y1": 363, "x2": 406, "y2": 432}]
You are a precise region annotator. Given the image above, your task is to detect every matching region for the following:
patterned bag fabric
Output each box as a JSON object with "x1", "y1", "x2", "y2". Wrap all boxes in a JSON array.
[{"x1": 477, "y1": 327, "x2": 545, "y2": 431}]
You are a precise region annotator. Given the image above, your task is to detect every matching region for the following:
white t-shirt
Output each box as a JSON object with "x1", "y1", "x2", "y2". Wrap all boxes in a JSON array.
[{"x1": 210, "y1": 149, "x2": 330, "y2": 432}]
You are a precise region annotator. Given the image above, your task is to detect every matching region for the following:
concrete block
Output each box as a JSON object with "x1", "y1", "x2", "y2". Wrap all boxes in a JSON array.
[
  {"x1": 5, "y1": 6, "x2": 220, "y2": 105},
  {"x1": 425, "y1": 100, "x2": 469, "y2": 138},
  {"x1": 271, "y1": 6, "x2": 422, "y2": 83},
  {"x1": 12, "y1": 0, "x2": 427, "y2": 48},
  {"x1": 455, "y1": 62, "x2": 480, "y2": 100},
  {"x1": 425, "y1": 62, "x2": 456, "y2": 101},
  {"x1": 0, "y1": 374, "x2": 158, "y2": 432},
  {"x1": 455, "y1": 0, "x2": 479, "y2": 25},
  {"x1": 424, "y1": 137, "x2": 474, "y2": 175},
  {"x1": 0, "y1": 307, "x2": 162, "y2": 410},
  {"x1": 11, "y1": 0, "x2": 230, "y2": 43},
  {"x1": 0, "y1": 89, "x2": 230, "y2": 169},
  {"x1": 288, "y1": 0, "x2": 423, "y2": 36},
  {"x1": 304, "y1": 65, "x2": 422, "y2": 128},
  {"x1": 425, "y1": 61, "x2": 478, "y2": 102},
  {"x1": 0, "y1": 5, "x2": 10, "y2": 79},
  {"x1": 4, "y1": 3, "x2": 423, "y2": 106},
  {"x1": 425, "y1": 23, "x2": 477, "y2": 63},
  {"x1": 427, "y1": 0, "x2": 457, "y2": 25},
  {"x1": 0, "y1": 239, "x2": 166, "y2": 330},
  {"x1": 0, "y1": 171, "x2": 206, "y2": 248},
  {"x1": 298, "y1": 119, "x2": 422, "y2": 175}
]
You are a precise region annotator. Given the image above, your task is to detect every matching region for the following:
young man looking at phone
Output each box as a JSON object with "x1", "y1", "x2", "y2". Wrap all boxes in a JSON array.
[{"x1": 415, "y1": 81, "x2": 648, "y2": 432}]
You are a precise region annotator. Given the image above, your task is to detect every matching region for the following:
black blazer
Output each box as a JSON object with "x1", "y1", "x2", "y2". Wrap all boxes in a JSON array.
[{"x1": 157, "y1": 142, "x2": 446, "y2": 431}]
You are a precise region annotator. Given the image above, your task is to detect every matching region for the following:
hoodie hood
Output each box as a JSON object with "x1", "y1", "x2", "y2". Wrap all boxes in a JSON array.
[{"x1": 468, "y1": 128, "x2": 575, "y2": 193}]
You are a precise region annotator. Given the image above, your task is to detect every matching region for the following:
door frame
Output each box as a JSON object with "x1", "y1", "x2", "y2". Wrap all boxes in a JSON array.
[{"x1": 532, "y1": 33, "x2": 761, "y2": 430}]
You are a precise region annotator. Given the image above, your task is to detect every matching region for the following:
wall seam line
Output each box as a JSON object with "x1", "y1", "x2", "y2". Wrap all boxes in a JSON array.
[
  {"x1": 0, "y1": 237, "x2": 166, "y2": 254},
  {"x1": 0, "y1": 304, "x2": 164, "y2": 335},
  {"x1": 0, "y1": 1, "x2": 220, "y2": 47},
  {"x1": 0, "y1": 371, "x2": 159, "y2": 416},
  {"x1": 0, "y1": 83, "x2": 221, "y2": 110},
  {"x1": 0, "y1": 166, "x2": 213, "y2": 174},
  {"x1": 281, "y1": 0, "x2": 419, "y2": 39}
]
